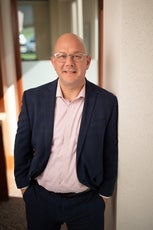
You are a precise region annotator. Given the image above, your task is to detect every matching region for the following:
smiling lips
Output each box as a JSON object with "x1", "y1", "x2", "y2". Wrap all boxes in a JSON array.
[{"x1": 63, "y1": 69, "x2": 77, "y2": 73}]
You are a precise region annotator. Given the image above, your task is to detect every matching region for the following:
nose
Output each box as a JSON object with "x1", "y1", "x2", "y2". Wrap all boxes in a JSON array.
[{"x1": 65, "y1": 55, "x2": 75, "y2": 66}]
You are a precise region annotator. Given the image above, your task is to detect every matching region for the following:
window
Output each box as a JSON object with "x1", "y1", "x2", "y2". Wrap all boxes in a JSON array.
[
  {"x1": 18, "y1": 0, "x2": 98, "y2": 60},
  {"x1": 18, "y1": 5, "x2": 36, "y2": 60}
]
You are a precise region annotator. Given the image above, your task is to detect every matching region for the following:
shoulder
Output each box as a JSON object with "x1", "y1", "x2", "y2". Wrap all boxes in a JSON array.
[
  {"x1": 86, "y1": 80, "x2": 117, "y2": 101},
  {"x1": 23, "y1": 79, "x2": 58, "y2": 97}
]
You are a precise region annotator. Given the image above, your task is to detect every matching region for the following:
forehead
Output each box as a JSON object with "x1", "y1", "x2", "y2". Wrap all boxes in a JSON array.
[{"x1": 54, "y1": 36, "x2": 86, "y2": 53}]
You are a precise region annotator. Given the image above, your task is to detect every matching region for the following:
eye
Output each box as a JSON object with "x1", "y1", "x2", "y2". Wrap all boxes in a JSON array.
[
  {"x1": 74, "y1": 54, "x2": 83, "y2": 61},
  {"x1": 59, "y1": 54, "x2": 67, "y2": 59},
  {"x1": 75, "y1": 55, "x2": 82, "y2": 59},
  {"x1": 54, "y1": 53, "x2": 67, "y2": 60}
]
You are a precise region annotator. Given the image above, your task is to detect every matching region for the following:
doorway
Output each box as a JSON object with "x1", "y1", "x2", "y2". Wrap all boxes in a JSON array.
[{"x1": 17, "y1": 0, "x2": 99, "y2": 90}]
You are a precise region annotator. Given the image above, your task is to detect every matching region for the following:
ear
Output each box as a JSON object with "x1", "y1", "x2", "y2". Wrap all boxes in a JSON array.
[
  {"x1": 86, "y1": 55, "x2": 91, "y2": 70},
  {"x1": 50, "y1": 56, "x2": 54, "y2": 65}
]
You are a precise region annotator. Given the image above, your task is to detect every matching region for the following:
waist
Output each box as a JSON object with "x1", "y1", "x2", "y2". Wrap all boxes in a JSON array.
[
  {"x1": 36, "y1": 181, "x2": 92, "y2": 198},
  {"x1": 37, "y1": 178, "x2": 89, "y2": 194},
  {"x1": 54, "y1": 188, "x2": 92, "y2": 197}
]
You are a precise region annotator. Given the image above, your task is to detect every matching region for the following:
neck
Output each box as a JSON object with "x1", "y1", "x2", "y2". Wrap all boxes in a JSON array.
[{"x1": 59, "y1": 81, "x2": 85, "y2": 101}]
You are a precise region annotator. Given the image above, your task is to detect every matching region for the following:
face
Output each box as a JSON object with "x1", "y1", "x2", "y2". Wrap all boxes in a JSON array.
[{"x1": 51, "y1": 34, "x2": 91, "y2": 89}]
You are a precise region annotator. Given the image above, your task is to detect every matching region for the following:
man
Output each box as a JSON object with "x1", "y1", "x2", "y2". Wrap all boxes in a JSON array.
[{"x1": 14, "y1": 33, "x2": 118, "y2": 230}]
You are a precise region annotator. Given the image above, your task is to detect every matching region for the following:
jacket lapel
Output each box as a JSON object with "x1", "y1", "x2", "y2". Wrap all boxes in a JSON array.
[
  {"x1": 42, "y1": 80, "x2": 57, "y2": 145},
  {"x1": 76, "y1": 80, "x2": 98, "y2": 160}
]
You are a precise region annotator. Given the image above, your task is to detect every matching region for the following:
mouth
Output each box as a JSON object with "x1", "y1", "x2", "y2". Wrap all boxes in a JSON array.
[{"x1": 63, "y1": 69, "x2": 77, "y2": 74}]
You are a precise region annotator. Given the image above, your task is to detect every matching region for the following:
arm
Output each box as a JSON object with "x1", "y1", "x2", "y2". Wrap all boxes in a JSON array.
[
  {"x1": 99, "y1": 96, "x2": 118, "y2": 197},
  {"x1": 14, "y1": 92, "x2": 34, "y2": 189}
]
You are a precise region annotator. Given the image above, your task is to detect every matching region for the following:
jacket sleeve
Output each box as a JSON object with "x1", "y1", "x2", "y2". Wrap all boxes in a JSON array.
[
  {"x1": 14, "y1": 92, "x2": 34, "y2": 188},
  {"x1": 98, "y1": 96, "x2": 118, "y2": 196}
]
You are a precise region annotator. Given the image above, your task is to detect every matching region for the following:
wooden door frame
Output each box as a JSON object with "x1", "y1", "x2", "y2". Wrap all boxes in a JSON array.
[
  {"x1": 0, "y1": 3, "x2": 5, "y2": 113},
  {"x1": 0, "y1": 3, "x2": 8, "y2": 201},
  {"x1": 10, "y1": 0, "x2": 23, "y2": 107},
  {"x1": 98, "y1": 0, "x2": 103, "y2": 87}
]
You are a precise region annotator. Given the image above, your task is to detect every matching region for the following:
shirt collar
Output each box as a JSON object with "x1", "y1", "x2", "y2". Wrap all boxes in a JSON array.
[{"x1": 56, "y1": 80, "x2": 85, "y2": 99}]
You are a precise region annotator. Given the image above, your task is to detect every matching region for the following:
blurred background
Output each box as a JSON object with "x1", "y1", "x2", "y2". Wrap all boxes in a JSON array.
[{"x1": 0, "y1": 0, "x2": 153, "y2": 230}]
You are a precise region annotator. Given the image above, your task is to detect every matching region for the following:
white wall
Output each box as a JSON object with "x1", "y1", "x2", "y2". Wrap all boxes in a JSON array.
[{"x1": 104, "y1": 0, "x2": 153, "y2": 229}]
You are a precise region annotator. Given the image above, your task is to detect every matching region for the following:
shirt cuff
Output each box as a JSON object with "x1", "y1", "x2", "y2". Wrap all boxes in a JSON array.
[
  {"x1": 99, "y1": 194, "x2": 110, "y2": 200},
  {"x1": 20, "y1": 186, "x2": 29, "y2": 190}
]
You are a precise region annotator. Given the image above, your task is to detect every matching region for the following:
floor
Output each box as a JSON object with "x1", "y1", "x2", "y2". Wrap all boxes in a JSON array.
[{"x1": 0, "y1": 169, "x2": 27, "y2": 229}]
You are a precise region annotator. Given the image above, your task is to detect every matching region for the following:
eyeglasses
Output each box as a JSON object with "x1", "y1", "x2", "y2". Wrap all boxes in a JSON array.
[{"x1": 53, "y1": 53, "x2": 87, "y2": 63}]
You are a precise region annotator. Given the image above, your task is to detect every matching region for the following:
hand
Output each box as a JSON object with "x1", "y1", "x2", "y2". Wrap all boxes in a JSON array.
[
  {"x1": 21, "y1": 187, "x2": 28, "y2": 195},
  {"x1": 102, "y1": 196, "x2": 109, "y2": 203}
]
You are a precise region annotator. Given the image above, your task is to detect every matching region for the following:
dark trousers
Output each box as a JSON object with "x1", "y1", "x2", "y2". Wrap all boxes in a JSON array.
[{"x1": 23, "y1": 183, "x2": 105, "y2": 230}]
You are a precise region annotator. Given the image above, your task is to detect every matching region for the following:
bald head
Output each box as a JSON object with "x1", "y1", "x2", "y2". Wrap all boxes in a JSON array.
[{"x1": 53, "y1": 33, "x2": 87, "y2": 54}]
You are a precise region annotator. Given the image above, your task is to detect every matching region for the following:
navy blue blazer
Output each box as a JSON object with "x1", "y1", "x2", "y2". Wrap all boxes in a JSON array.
[{"x1": 14, "y1": 79, "x2": 118, "y2": 197}]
